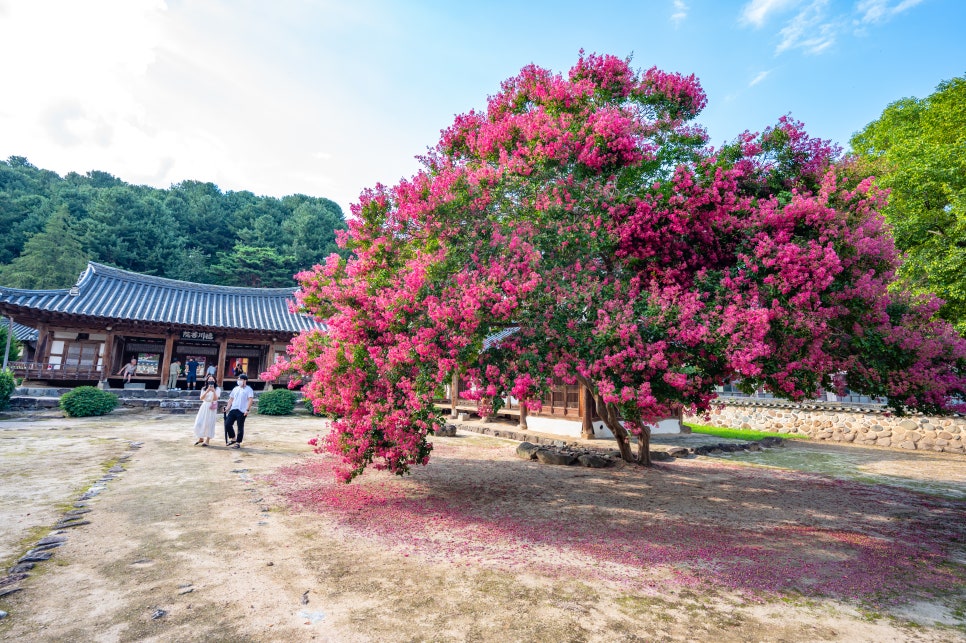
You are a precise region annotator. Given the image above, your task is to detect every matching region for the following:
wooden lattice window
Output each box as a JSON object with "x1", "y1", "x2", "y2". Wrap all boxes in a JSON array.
[{"x1": 65, "y1": 342, "x2": 100, "y2": 368}]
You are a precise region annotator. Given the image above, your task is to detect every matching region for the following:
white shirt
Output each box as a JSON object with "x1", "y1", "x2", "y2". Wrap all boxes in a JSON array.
[{"x1": 227, "y1": 384, "x2": 254, "y2": 413}]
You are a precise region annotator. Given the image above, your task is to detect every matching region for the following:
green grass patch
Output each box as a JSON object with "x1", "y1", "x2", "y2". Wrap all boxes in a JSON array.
[{"x1": 685, "y1": 423, "x2": 810, "y2": 441}]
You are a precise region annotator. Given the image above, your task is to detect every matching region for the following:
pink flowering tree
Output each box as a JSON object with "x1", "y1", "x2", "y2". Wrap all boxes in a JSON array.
[{"x1": 265, "y1": 53, "x2": 966, "y2": 481}]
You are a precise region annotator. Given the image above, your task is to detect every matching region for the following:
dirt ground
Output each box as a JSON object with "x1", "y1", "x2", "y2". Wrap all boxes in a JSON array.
[{"x1": 0, "y1": 410, "x2": 963, "y2": 642}]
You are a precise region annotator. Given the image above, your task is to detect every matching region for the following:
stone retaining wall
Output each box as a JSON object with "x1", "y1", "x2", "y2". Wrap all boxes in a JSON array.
[
  {"x1": 7, "y1": 387, "x2": 306, "y2": 415},
  {"x1": 685, "y1": 399, "x2": 965, "y2": 454}
]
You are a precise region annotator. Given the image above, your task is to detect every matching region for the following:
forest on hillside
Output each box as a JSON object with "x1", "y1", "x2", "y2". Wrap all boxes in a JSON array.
[{"x1": 0, "y1": 156, "x2": 347, "y2": 289}]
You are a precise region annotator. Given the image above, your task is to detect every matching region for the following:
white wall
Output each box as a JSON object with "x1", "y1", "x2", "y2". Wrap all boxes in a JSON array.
[{"x1": 523, "y1": 415, "x2": 683, "y2": 439}]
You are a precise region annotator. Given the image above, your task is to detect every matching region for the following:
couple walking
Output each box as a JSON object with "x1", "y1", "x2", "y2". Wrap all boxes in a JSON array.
[{"x1": 192, "y1": 374, "x2": 254, "y2": 448}]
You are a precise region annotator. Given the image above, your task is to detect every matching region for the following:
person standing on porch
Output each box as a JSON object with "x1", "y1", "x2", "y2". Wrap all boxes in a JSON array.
[
  {"x1": 168, "y1": 358, "x2": 181, "y2": 389},
  {"x1": 224, "y1": 373, "x2": 254, "y2": 448},
  {"x1": 117, "y1": 358, "x2": 137, "y2": 384},
  {"x1": 185, "y1": 356, "x2": 199, "y2": 390}
]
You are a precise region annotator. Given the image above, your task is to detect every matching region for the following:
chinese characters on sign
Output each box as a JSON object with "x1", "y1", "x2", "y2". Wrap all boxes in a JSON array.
[{"x1": 180, "y1": 331, "x2": 214, "y2": 341}]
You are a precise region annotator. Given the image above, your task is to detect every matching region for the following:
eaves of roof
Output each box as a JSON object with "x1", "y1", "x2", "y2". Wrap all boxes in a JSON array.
[{"x1": 0, "y1": 262, "x2": 326, "y2": 335}]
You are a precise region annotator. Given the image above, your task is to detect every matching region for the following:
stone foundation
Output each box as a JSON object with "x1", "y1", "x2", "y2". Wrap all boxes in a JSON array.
[
  {"x1": 7, "y1": 387, "x2": 306, "y2": 415},
  {"x1": 685, "y1": 399, "x2": 965, "y2": 454}
]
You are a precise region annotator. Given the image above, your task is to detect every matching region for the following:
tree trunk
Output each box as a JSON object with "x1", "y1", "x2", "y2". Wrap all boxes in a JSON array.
[
  {"x1": 450, "y1": 371, "x2": 459, "y2": 419},
  {"x1": 580, "y1": 385, "x2": 595, "y2": 440},
  {"x1": 575, "y1": 375, "x2": 634, "y2": 463},
  {"x1": 633, "y1": 421, "x2": 652, "y2": 466},
  {"x1": 606, "y1": 413, "x2": 634, "y2": 463}
]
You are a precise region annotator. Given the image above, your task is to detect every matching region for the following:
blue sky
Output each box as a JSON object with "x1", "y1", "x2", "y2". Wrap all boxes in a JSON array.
[{"x1": 0, "y1": 0, "x2": 962, "y2": 215}]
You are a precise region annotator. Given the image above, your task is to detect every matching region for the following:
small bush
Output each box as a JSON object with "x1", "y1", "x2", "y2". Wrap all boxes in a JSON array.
[
  {"x1": 257, "y1": 388, "x2": 296, "y2": 415},
  {"x1": 0, "y1": 369, "x2": 15, "y2": 412},
  {"x1": 60, "y1": 386, "x2": 119, "y2": 417}
]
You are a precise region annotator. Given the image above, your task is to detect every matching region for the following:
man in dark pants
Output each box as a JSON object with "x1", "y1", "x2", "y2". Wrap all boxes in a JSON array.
[
  {"x1": 185, "y1": 356, "x2": 199, "y2": 390},
  {"x1": 224, "y1": 374, "x2": 254, "y2": 448}
]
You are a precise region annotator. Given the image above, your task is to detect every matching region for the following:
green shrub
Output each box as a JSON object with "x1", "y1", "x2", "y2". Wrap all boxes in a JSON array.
[
  {"x1": 60, "y1": 386, "x2": 119, "y2": 417},
  {"x1": 304, "y1": 396, "x2": 326, "y2": 417},
  {"x1": 0, "y1": 369, "x2": 15, "y2": 412},
  {"x1": 257, "y1": 388, "x2": 296, "y2": 415}
]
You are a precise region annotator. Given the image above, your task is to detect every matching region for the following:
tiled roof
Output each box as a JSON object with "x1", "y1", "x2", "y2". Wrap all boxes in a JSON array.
[
  {"x1": 10, "y1": 321, "x2": 38, "y2": 341},
  {"x1": 482, "y1": 326, "x2": 519, "y2": 350},
  {"x1": 0, "y1": 262, "x2": 325, "y2": 334}
]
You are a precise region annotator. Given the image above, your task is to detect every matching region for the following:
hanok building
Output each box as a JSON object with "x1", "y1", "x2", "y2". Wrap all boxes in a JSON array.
[
  {"x1": 0, "y1": 262, "x2": 324, "y2": 390},
  {"x1": 439, "y1": 328, "x2": 683, "y2": 438}
]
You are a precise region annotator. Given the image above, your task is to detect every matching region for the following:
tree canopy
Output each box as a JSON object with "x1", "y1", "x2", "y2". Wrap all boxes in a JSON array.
[
  {"x1": 850, "y1": 76, "x2": 966, "y2": 334},
  {"x1": 266, "y1": 53, "x2": 966, "y2": 482},
  {"x1": 0, "y1": 205, "x2": 89, "y2": 289},
  {"x1": 0, "y1": 160, "x2": 346, "y2": 288}
]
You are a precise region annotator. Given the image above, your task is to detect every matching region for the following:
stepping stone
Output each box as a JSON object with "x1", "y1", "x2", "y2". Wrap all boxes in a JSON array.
[
  {"x1": 64, "y1": 508, "x2": 91, "y2": 517},
  {"x1": 0, "y1": 573, "x2": 28, "y2": 587},
  {"x1": 53, "y1": 520, "x2": 91, "y2": 530}
]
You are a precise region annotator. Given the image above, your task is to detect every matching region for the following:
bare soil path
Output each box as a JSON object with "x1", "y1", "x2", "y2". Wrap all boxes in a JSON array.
[{"x1": 0, "y1": 411, "x2": 963, "y2": 642}]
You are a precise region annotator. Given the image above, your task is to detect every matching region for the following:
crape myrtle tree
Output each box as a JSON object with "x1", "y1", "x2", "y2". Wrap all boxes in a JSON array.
[{"x1": 265, "y1": 53, "x2": 966, "y2": 482}]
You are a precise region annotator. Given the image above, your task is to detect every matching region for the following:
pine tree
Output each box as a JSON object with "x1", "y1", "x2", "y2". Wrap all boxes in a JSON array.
[{"x1": 0, "y1": 206, "x2": 89, "y2": 289}]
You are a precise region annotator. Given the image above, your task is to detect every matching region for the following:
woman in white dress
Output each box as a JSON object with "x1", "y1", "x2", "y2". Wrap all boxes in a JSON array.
[{"x1": 193, "y1": 384, "x2": 221, "y2": 446}]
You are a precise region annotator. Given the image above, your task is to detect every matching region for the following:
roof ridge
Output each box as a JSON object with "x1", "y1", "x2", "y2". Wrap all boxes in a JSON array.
[{"x1": 86, "y1": 262, "x2": 299, "y2": 295}]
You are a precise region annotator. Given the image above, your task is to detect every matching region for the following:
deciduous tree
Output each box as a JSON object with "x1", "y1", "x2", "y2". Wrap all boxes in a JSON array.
[
  {"x1": 850, "y1": 76, "x2": 966, "y2": 333},
  {"x1": 268, "y1": 54, "x2": 966, "y2": 481}
]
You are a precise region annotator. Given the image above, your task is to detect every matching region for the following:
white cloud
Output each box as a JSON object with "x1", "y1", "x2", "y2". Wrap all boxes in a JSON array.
[
  {"x1": 670, "y1": 0, "x2": 688, "y2": 25},
  {"x1": 856, "y1": 0, "x2": 925, "y2": 24},
  {"x1": 745, "y1": 0, "x2": 926, "y2": 56},
  {"x1": 739, "y1": 0, "x2": 801, "y2": 27},
  {"x1": 773, "y1": 0, "x2": 840, "y2": 55},
  {"x1": 0, "y1": 0, "x2": 405, "y2": 213},
  {"x1": 749, "y1": 70, "x2": 771, "y2": 86}
]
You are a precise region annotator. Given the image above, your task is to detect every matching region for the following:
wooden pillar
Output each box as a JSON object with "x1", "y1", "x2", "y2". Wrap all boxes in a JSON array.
[
  {"x1": 159, "y1": 334, "x2": 175, "y2": 390},
  {"x1": 519, "y1": 399, "x2": 528, "y2": 430},
  {"x1": 216, "y1": 335, "x2": 228, "y2": 384},
  {"x1": 450, "y1": 371, "x2": 459, "y2": 419},
  {"x1": 581, "y1": 384, "x2": 595, "y2": 440},
  {"x1": 263, "y1": 342, "x2": 274, "y2": 390},
  {"x1": 36, "y1": 324, "x2": 50, "y2": 364},
  {"x1": 101, "y1": 330, "x2": 115, "y2": 387}
]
